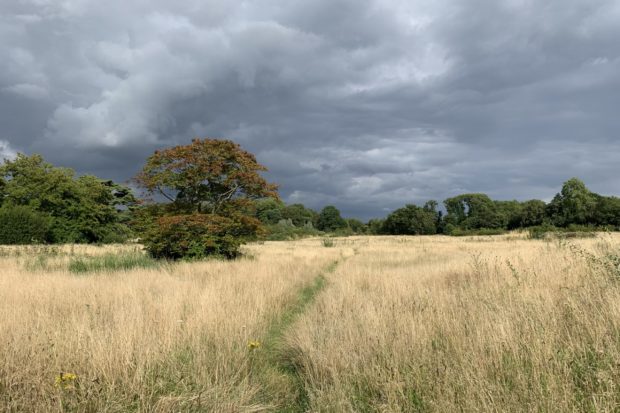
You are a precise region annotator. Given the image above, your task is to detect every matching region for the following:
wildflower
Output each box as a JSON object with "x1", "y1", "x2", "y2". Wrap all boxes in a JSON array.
[
  {"x1": 247, "y1": 340, "x2": 261, "y2": 351},
  {"x1": 54, "y1": 372, "x2": 78, "y2": 389}
]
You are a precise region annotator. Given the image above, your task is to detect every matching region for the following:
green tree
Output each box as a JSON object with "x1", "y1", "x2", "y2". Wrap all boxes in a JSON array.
[
  {"x1": 546, "y1": 178, "x2": 597, "y2": 226},
  {"x1": 0, "y1": 153, "x2": 134, "y2": 243},
  {"x1": 135, "y1": 138, "x2": 278, "y2": 259},
  {"x1": 282, "y1": 203, "x2": 316, "y2": 227},
  {"x1": 382, "y1": 204, "x2": 438, "y2": 235},
  {"x1": 367, "y1": 219, "x2": 385, "y2": 235},
  {"x1": 444, "y1": 194, "x2": 503, "y2": 230},
  {"x1": 346, "y1": 218, "x2": 367, "y2": 234},
  {"x1": 495, "y1": 200, "x2": 523, "y2": 229},
  {"x1": 593, "y1": 195, "x2": 620, "y2": 228},
  {"x1": 255, "y1": 198, "x2": 284, "y2": 225},
  {"x1": 519, "y1": 199, "x2": 547, "y2": 227},
  {"x1": 316, "y1": 205, "x2": 347, "y2": 232}
]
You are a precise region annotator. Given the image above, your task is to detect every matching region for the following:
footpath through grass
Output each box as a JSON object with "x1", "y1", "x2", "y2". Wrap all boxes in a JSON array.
[{"x1": 252, "y1": 259, "x2": 341, "y2": 412}]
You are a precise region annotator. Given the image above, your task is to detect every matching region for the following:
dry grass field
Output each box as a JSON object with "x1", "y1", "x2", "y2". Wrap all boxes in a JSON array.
[{"x1": 1, "y1": 233, "x2": 620, "y2": 412}]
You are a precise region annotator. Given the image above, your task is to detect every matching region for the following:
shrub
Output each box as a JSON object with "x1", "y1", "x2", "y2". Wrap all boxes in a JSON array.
[
  {"x1": 0, "y1": 205, "x2": 50, "y2": 244},
  {"x1": 449, "y1": 227, "x2": 506, "y2": 237},
  {"x1": 264, "y1": 223, "x2": 321, "y2": 241},
  {"x1": 527, "y1": 223, "x2": 557, "y2": 239},
  {"x1": 143, "y1": 213, "x2": 263, "y2": 260},
  {"x1": 528, "y1": 224, "x2": 600, "y2": 240}
]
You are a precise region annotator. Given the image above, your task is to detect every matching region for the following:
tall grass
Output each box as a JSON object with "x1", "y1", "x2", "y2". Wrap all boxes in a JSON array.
[
  {"x1": 0, "y1": 240, "x2": 344, "y2": 411},
  {"x1": 285, "y1": 234, "x2": 620, "y2": 412},
  {"x1": 2, "y1": 235, "x2": 620, "y2": 411}
]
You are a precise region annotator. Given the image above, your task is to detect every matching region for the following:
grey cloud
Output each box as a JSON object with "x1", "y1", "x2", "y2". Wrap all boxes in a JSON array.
[
  {"x1": 0, "y1": 140, "x2": 16, "y2": 160},
  {"x1": 0, "y1": 0, "x2": 619, "y2": 219}
]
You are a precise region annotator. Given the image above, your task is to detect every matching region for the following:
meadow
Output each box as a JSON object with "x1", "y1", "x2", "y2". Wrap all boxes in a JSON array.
[{"x1": 1, "y1": 233, "x2": 620, "y2": 412}]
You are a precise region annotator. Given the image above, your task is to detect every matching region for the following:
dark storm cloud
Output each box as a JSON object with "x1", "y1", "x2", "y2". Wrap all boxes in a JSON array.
[{"x1": 1, "y1": 0, "x2": 619, "y2": 218}]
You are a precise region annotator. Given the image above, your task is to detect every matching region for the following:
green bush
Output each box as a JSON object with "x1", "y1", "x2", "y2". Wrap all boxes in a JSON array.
[
  {"x1": 0, "y1": 205, "x2": 50, "y2": 244},
  {"x1": 448, "y1": 227, "x2": 507, "y2": 237},
  {"x1": 527, "y1": 223, "x2": 557, "y2": 239},
  {"x1": 264, "y1": 223, "x2": 321, "y2": 241},
  {"x1": 528, "y1": 224, "x2": 600, "y2": 240},
  {"x1": 143, "y1": 213, "x2": 263, "y2": 260}
]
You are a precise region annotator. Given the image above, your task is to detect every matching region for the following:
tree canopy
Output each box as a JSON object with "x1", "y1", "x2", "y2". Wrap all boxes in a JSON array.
[
  {"x1": 316, "y1": 206, "x2": 347, "y2": 232},
  {"x1": 135, "y1": 138, "x2": 279, "y2": 214},
  {"x1": 382, "y1": 203, "x2": 438, "y2": 235},
  {"x1": 444, "y1": 193, "x2": 503, "y2": 230}
]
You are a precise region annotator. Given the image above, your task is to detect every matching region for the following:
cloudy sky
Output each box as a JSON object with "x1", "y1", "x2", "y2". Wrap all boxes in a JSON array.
[{"x1": 1, "y1": 0, "x2": 619, "y2": 218}]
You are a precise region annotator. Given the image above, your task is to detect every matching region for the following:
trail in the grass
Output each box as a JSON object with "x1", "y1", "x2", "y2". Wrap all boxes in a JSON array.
[{"x1": 251, "y1": 257, "x2": 345, "y2": 413}]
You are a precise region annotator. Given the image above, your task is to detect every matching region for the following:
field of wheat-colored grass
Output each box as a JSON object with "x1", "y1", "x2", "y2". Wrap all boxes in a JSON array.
[
  {"x1": 0, "y1": 241, "x2": 345, "y2": 412},
  {"x1": 1, "y1": 233, "x2": 620, "y2": 412},
  {"x1": 287, "y1": 234, "x2": 620, "y2": 412}
]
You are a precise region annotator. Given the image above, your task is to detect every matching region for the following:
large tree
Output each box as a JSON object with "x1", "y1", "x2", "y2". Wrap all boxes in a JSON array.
[
  {"x1": 316, "y1": 206, "x2": 347, "y2": 232},
  {"x1": 135, "y1": 138, "x2": 279, "y2": 259},
  {"x1": 282, "y1": 203, "x2": 316, "y2": 227},
  {"x1": 444, "y1": 193, "x2": 503, "y2": 230},
  {"x1": 593, "y1": 195, "x2": 620, "y2": 228},
  {"x1": 382, "y1": 203, "x2": 438, "y2": 235},
  {"x1": 136, "y1": 138, "x2": 278, "y2": 214},
  {"x1": 519, "y1": 199, "x2": 547, "y2": 227},
  {"x1": 546, "y1": 178, "x2": 597, "y2": 226},
  {"x1": 254, "y1": 198, "x2": 285, "y2": 225},
  {"x1": 495, "y1": 200, "x2": 523, "y2": 230}
]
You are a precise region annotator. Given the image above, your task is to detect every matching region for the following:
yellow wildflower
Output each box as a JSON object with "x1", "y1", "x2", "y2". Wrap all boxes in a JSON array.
[
  {"x1": 247, "y1": 340, "x2": 261, "y2": 350},
  {"x1": 55, "y1": 372, "x2": 78, "y2": 389}
]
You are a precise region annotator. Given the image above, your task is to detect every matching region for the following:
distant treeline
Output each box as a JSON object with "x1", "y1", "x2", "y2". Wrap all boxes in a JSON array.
[
  {"x1": 253, "y1": 178, "x2": 620, "y2": 238},
  {"x1": 1, "y1": 152, "x2": 619, "y2": 246}
]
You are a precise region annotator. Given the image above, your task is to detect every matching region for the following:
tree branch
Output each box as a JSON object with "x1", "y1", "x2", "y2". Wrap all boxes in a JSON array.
[{"x1": 157, "y1": 186, "x2": 175, "y2": 202}]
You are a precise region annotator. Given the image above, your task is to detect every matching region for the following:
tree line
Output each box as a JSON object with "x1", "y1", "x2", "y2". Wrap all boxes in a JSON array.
[
  {"x1": 1, "y1": 138, "x2": 619, "y2": 259},
  {"x1": 252, "y1": 178, "x2": 620, "y2": 237}
]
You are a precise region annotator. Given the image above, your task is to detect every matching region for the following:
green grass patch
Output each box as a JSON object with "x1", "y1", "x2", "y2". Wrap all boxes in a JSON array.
[{"x1": 68, "y1": 252, "x2": 160, "y2": 274}]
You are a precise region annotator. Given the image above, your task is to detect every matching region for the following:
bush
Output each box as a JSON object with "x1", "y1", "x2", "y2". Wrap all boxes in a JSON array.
[
  {"x1": 143, "y1": 213, "x2": 263, "y2": 260},
  {"x1": 0, "y1": 205, "x2": 50, "y2": 244},
  {"x1": 528, "y1": 224, "x2": 600, "y2": 240},
  {"x1": 448, "y1": 227, "x2": 506, "y2": 237},
  {"x1": 263, "y1": 223, "x2": 321, "y2": 241},
  {"x1": 527, "y1": 223, "x2": 557, "y2": 239}
]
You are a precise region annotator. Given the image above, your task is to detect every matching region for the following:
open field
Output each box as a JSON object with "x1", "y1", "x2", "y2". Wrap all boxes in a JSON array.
[{"x1": 2, "y1": 234, "x2": 620, "y2": 412}]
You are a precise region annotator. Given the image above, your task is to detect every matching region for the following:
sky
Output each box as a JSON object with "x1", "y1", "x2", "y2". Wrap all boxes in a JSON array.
[{"x1": 1, "y1": 0, "x2": 619, "y2": 219}]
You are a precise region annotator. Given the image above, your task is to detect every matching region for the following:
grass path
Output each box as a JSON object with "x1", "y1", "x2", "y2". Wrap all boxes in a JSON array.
[{"x1": 252, "y1": 258, "x2": 342, "y2": 412}]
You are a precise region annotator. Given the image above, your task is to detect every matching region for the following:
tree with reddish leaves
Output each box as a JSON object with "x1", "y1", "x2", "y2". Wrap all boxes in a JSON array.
[
  {"x1": 135, "y1": 138, "x2": 279, "y2": 259},
  {"x1": 136, "y1": 138, "x2": 279, "y2": 214}
]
